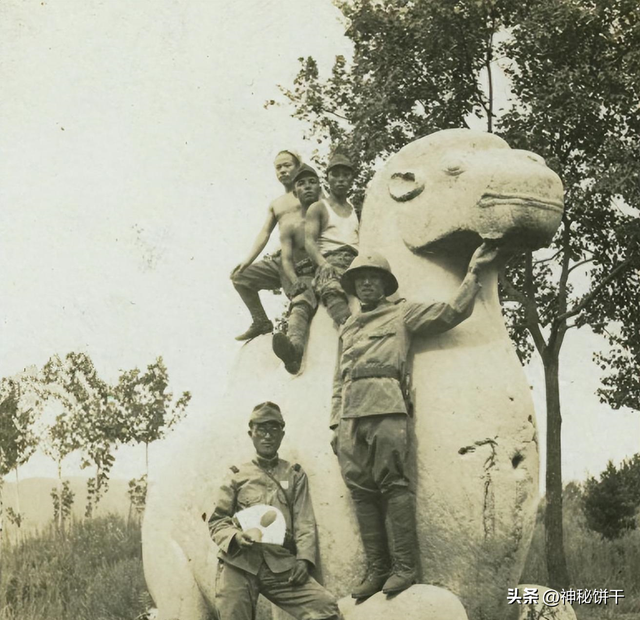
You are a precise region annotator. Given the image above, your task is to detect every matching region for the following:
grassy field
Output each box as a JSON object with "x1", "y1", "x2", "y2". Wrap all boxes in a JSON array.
[
  {"x1": 0, "y1": 515, "x2": 152, "y2": 620},
  {"x1": 1, "y1": 508, "x2": 639, "y2": 620},
  {"x1": 521, "y1": 506, "x2": 640, "y2": 620}
]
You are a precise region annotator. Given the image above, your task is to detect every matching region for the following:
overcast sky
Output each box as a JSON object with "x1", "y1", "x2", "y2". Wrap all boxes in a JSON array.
[{"x1": 1, "y1": 0, "x2": 638, "y2": 486}]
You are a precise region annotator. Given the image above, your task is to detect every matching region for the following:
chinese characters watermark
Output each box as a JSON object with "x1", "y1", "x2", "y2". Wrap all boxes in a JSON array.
[{"x1": 507, "y1": 587, "x2": 625, "y2": 606}]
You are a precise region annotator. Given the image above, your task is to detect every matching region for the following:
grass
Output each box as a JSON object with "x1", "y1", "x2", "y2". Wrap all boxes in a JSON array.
[
  {"x1": 1, "y1": 505, "x2": 639, "y2": 620},
  {"x1": 521, "y1": 502, "x2": 640, "y2": 620},
  {"x1": 0, "y1": 515, "x2": 152, "y2": 620}
]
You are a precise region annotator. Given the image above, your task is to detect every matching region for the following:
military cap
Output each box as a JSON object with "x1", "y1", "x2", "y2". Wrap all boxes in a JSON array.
[
  {"x1": 292, "y1": 163, "x2": 320, "y2": 185},
  {"x1": 341, "y1": 251, "x2": 399, "y2": 297},
  {"x1": 327, "y1": 154, "x2": 355, "y2": 174},
  {"x1": 249, "y1": 401, "x2": 285, "y2": 427}
]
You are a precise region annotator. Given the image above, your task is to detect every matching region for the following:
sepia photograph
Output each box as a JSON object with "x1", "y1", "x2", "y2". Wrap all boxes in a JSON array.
[{"x1": 1, "y1": 1, "x2": 639, "y2": 619}]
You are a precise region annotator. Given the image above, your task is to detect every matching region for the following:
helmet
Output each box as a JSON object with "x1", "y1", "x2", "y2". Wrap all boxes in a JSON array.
[{"x1": 341, "y1": 252, "x2": 399, "y2": 297}]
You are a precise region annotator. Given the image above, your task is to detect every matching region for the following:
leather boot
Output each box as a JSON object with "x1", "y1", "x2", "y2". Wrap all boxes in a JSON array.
[
  {"x1": 272, "y1": 304, "x2": 311, "y2": 374},
  {"x1": 233, "y1": 285, "x2": 273, "y2": 341},
  {"x1": 382, "y1": 491, "x2": 418, "y2": 595},
  {"x1": 351, "y1": 499, "x2": 390, "y2": 600}
]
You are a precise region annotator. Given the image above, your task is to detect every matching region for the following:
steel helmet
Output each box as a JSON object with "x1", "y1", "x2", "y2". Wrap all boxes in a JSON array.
[{"x1": 341, "y1": 251, "x2": 399, "y2": 297}]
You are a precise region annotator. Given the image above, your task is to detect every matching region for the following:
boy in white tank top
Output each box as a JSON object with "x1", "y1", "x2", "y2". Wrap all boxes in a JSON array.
[{"x1": 304, "y1": 154, "x2": 359, "y2": 326}]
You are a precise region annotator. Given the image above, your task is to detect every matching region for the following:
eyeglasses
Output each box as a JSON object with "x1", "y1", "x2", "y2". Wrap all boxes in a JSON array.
[{"x1": 252, "y1": 424, "x2": 283, "y2": 438}]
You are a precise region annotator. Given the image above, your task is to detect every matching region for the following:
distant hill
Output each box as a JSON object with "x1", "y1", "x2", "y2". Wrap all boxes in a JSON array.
[{"x1": 2, "y1": 477, "x2": 131, "y2": 536}]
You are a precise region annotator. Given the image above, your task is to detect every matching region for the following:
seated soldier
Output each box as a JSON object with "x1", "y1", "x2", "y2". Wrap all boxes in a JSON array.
[
  {"x1": 231, "y1": 150, "x2": 303, "y2": 341},
  {"x1": 272, "y1": 164, "x2": 323, "y2": 374},
  {"x1": 208, "y1": 401, "x2": 340, "y2": 620},
  {"x1": 305, "y1": 154, "x2": 359, "y2": 327}
]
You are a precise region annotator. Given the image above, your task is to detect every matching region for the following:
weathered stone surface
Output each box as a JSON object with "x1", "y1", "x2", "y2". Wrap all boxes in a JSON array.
[
  {"x1": 339, "y1": 585, "x2": 468, "y2": 620},
  {"x1": 142, "y1": 129, "x2": 564, "y2": 620}
]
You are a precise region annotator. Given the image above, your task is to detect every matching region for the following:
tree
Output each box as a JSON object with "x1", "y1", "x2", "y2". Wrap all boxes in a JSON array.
[
  {"x1": 0, "y1": 371, "x2": 42, "y2": 542},
  {"x1": 42, "y1": 353, "x2": 128, "y2": 520},
  {"x1": 115, "y1": 357, "x2": 191, "y2": 475},
  {"x1": 583, "y1": 460, "x2": 637, "y2": 539},
  {"x1": 276, "y1": 0, "x2": 640, "y2": 589}
]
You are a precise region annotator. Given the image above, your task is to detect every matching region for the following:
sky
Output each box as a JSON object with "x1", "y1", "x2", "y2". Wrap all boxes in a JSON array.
[{"x1": 1, "y1": 0, "x2": 638, "y2": 487}]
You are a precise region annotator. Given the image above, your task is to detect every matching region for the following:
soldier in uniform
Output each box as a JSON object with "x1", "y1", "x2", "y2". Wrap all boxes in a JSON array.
[
  {"x1": 271, "y1": 163, "x2": 325, "y2": 374},
  {"x1": 305, "y1": 154, "x2": 359, "y2": 327},
  {"x1": 208, "y1": 401, "x2": 340, "y2": 620},
  {"x1": 331, "y1": 243, "x2": 501, "y2": 600},
  {"x1": 231, "y1": 150, "x2": 304, "y2": 341}
]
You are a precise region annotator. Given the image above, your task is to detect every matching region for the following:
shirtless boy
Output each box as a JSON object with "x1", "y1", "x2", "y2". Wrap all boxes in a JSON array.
[
  {"x1": 231, "y1": 150, "x2": 303, "y2": 341},
  {"x1": 271, "y1": 164, "x2": 323, "y2": 374}
]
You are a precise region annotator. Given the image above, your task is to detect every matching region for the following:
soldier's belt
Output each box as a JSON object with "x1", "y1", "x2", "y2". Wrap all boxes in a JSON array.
[
  {"x1": 323, "y1": 245, "x2": 358, "y2": 258},
  {"x1": 294, "y1": 257, "x2": 315, "y2": 276},
  {"x1": 346, "y1": 366, "x2": 401, "y2": 381}
]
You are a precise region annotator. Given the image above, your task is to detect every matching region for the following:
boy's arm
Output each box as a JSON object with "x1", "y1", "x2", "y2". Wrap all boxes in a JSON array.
[
  {"x1": 304, "y1": 201, "x2": 329, "y2": 268},
  {"x1": 231, "y1": 206, "x2": 277, "y2": 276},
  {"x1": 280, "y1": 229, "x2": 302, "y2": 291}
]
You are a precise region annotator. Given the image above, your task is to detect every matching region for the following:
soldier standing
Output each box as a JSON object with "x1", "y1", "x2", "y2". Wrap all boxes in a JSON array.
[
  {"x1": 331, "y1": 243, "x2": 500, "y2": 600},
  {"x1": 208, "y1": 401, "x2": 340, "y2": 620},
  {"x1": 231, "y1": 150, "x2": 303, "y2": 341}
]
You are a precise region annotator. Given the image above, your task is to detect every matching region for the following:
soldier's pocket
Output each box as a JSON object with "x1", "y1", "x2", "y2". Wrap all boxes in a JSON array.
[{"x1": 237, "y1": 487, "x2": 263, "y2": 507}]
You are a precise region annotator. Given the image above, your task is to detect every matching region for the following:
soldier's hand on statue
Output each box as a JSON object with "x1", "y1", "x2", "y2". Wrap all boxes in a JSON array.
[
  {"x1": 288, "y1": 560, "x2": 310, "y2": 585},
  {"x1": 230, "y1": 260, "x2": 251, "y2": 278},
  {"x1": 469, "y1": 240, "x2": 502, "y2": 274},
  {"x1": 234, "y1": 531, "x2": 255, "y2": 548}
]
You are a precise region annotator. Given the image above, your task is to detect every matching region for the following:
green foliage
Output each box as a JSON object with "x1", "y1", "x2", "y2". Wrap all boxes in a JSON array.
[
  {"x1": 0, "y1": 514, "x2": 150, "y2": 620},
  {"x1": 5, "y1": 507, "x2": 23, "y2": 529},
  {"x1": 522, "y1": 485, "x2": 640, "y2": 618},
  {"x1": 0, "y1": 373, "x2": 42, "y2": 477},
  {"x1": 277, "y1": 0, "x2": 640, "y2": 588},
  {"x1": 50, "y1": 481, "x2": 75, "y2": 529},
  {"x1": 583, "y1": 457, "x2": 640, "y2": 539},
  {"x1": 114, "y1": 356, "x2": 191, "y2": 472},
  {"x1": 42, "y1": 353, "x2": 127, "y2": 516},
  {"x1": 127, "y1": 475, "x2": 148, "y2": 516}
]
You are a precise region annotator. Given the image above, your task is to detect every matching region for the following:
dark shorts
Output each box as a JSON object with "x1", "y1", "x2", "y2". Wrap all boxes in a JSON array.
[
  {"x1": 232, "y1": 256, "x2": 318, "y2": 311},
  {"x1": 313, "y1": 247, "x2": 357, "y2": 303}
]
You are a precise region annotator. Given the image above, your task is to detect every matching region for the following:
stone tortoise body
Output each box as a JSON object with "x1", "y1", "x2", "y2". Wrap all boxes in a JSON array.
[{"x1": 142, "y1": 129, "x2": 564, "y2": 620}]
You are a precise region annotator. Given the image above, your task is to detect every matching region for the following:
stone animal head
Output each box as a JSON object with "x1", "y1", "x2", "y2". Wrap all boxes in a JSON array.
[{"x1": 380, "y1": 129, "x2": 564, "y2": 255}]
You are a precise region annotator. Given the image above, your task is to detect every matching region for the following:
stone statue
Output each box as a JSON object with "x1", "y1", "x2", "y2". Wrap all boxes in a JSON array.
[{"x1": 142, "y1": 129, "x2": 565, "y2": 620}]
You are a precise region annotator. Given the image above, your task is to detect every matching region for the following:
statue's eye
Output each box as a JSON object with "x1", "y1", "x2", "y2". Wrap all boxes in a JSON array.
[
  {"x1": 443, "y1": 156, "x2": 465, "y2": 177},
  {"x1": 389, "y1": 171, "x2": 424, "y2": 202}
]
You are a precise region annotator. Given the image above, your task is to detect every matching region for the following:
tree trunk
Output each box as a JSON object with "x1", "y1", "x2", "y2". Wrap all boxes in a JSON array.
[
  {"x1": 145, "y1": 442, "x2": 149, "y2": 477},
  {"x1": 543, "y1": 353, "x2": 571, "y2": 589},
  {"x1": 15, "y1": 467, "x2": 22, "y2": 543},
  {"x1": 57, "y1": 460, "x2": 63, "y2": 532},
  {"x1": 0, "y1": 478, "x2": 4, "y2": 560}
]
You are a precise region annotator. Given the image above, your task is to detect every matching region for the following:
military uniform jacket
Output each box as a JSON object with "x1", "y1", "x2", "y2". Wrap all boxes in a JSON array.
[
  {"x1": 208, "y1": 457, "x2": 317, "y2": 575},
  {"x1": 330, "y1": 298, "x2": 472, "y2": 428}
]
